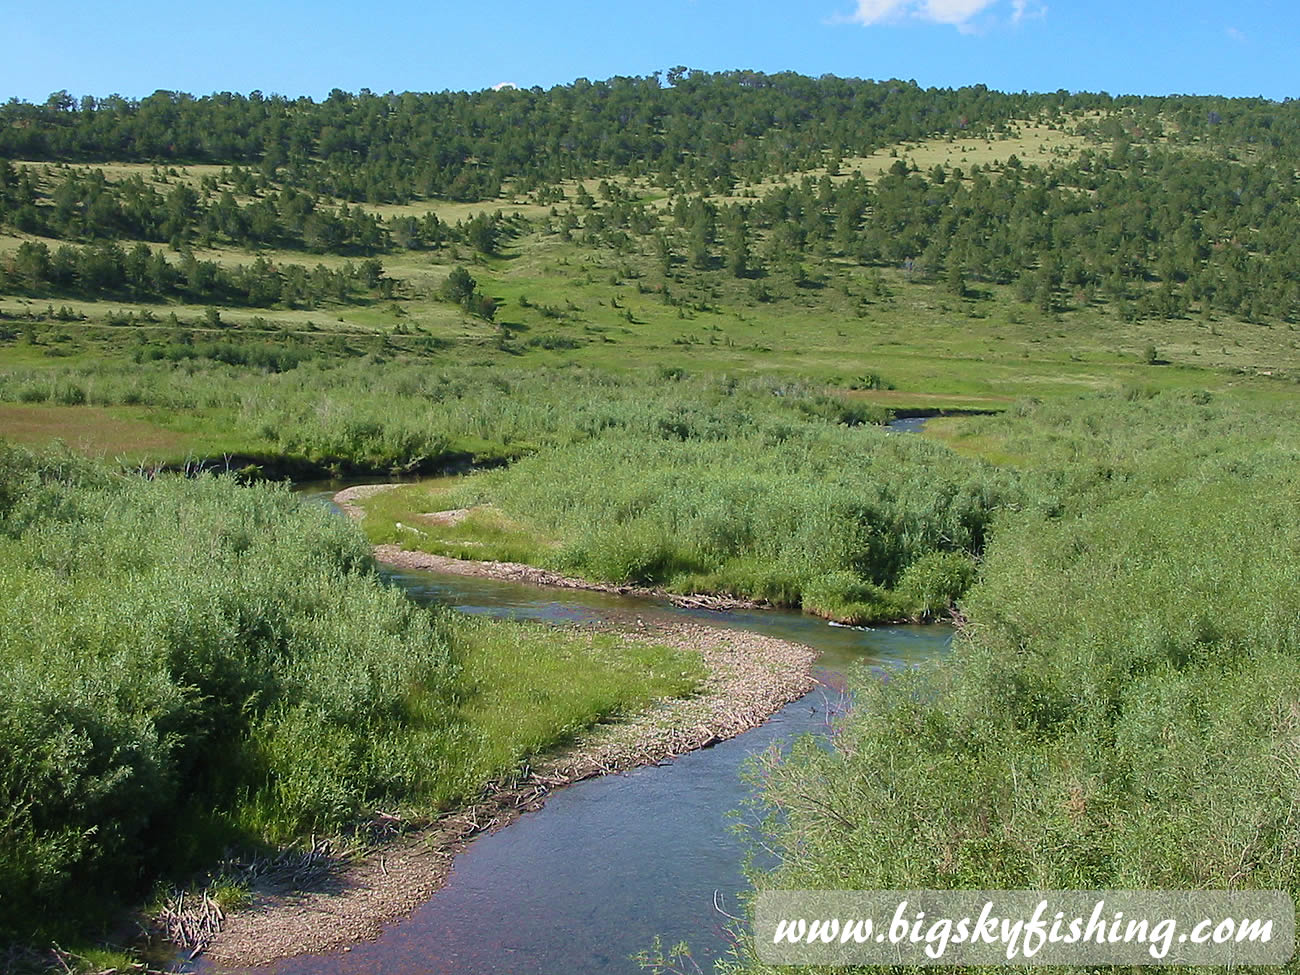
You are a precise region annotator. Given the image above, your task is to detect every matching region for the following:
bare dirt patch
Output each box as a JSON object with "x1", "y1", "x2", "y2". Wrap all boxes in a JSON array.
[
  {"x1": 418, "y1": 507, "x2": 472, "y2": 526},
  {"x1": 331, "y1": 482, "x2": 401, "y2": 519}
]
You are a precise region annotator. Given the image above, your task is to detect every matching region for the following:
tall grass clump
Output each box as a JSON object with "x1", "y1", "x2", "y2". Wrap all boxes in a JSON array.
[
  {"x1": 727, "y1": 459, "x2": 1300, "y2": 974},
  {"x1": 936, "y1": 389, "x2": 1300, "y2": 490},
  {"x1": 424, "y1": 426, "x2": 1021, "y2": 621},
  {"x1": 0, "y1": 445, "x2": 464, "y2": 932}
]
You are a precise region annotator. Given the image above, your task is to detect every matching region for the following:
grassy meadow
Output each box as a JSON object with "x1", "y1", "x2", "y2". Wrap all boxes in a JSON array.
[
  {"x1": 4, "y1": 78, "x2": 1300, "y2": 973},
  {"x1": 5, "y1": 111, "x2": 1297, "y2": 475}
]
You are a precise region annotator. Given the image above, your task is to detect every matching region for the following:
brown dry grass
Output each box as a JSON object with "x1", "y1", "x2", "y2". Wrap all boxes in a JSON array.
[{"x1": 0, "y1": 404, "x2": 193, "y2": 458}]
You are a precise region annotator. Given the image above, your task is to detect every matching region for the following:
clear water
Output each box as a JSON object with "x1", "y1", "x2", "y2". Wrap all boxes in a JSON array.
[
  {"x1": 884, "y1": 415, "x2": 931, "y2": 434},
  {"x1": 208, "y1": 476, "x2": 950, "y2": 974}
]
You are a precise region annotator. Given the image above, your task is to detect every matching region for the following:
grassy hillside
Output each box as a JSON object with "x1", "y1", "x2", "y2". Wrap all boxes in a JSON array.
[{"x1": 4, "y1": 84, "x2": 1299, "y2": 471}]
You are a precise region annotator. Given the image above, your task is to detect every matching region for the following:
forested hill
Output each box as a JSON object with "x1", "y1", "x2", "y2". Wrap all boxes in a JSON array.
[
  {"x1": 4, "y1": 69, "x2": 1300, "y2": 385},
  {"x1": 3, "y1": 70, "x2": 1298, "y2": 202}
]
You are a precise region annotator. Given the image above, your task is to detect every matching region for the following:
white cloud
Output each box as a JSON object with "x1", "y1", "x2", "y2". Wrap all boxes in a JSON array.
[
  {"x1": 491, "y1": 81, "x2": 518, "y2": 91},
  {"x1": 842, "y1": 0, "x2": 1038, "y2": 29},
  {"x1": 845, "y1": 0, "x2": 910, "y2": 24},
  {"x1": 920, "y1": 0, "x2": 996, "y2": 24},
  {"x1": 1010, "y1": 0, "x2": 1047, "y2": 24},
  {"x1": 1225, "y1": 26, "x2": 1247, "y2": 42}
]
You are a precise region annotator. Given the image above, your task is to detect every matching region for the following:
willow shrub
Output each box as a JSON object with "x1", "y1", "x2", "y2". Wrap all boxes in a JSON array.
[
  {"x1": 731, "y1": 467, "x2": 1300, "y2": 973},
  {"x1": 444, "y1": 427, "x2": 1018, "y2": 618},
  {"x1": 0, "y1": 446, "x2": 459, "y2": 931},
  {"x1": 0, "y1": 443, "x2": 703, "y2": 937}
]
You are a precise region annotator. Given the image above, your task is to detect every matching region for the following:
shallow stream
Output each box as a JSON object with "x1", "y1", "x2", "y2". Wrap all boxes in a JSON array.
[{"x1": 229, "y1": 415, "x2": 951, "y2": 974}]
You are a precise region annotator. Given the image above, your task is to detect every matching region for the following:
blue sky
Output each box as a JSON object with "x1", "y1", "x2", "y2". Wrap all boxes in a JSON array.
[{"x1": 1, "y1": 0, "x2": 1295, "y2": 102}]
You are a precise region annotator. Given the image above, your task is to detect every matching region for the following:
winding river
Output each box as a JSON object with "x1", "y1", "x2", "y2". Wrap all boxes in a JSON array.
[{"x1": 218, "y1": 417, "x2": 952, "y2": 974}]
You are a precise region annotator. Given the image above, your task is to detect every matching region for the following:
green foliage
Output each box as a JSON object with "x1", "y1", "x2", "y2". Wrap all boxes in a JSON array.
[
  {"x1": 0, "y1": 361, "x2": 907, "y2": 476},
  {"x1": 0, "y1": 238, "x2": 387, "y2": 309},
  {"x1": 0, "y1": 75, "x2": 1136, "y2": 203},
  {"x1": 8, "y1": 78, "x2": 1300, "y2": 329},
  {"x1": 801, "y1": 570, "x2": 903, "y2": 625},
  {"x1": 0, "y1": 444, "x2": 701, "y2": 939},
  {"x1": 0, "y1": 450, "x2": 444, "y2": 926},
  {"x1": 4, "y1": 71, "x2": 1300, "y2": 966},
  {"x1": 441, "y1": 265, "x2": 477, "y2": 304},
  {"x1": 373, "y1": 417, "x2": 1019, "y2": 620},
  {"x1": 4, "y1": 71, "x2": 1300, "y2": 972},
  {"x1": 439, "y1": 265, "x2": 496, "y2": 322},
  {"x1": 728, "y1": 398, "x2": 1300, "y2": 975},
  {"x1": 565, "y1": 519, "x2": 681, "y2": 585},
  {"x1": 894, "y1": 550, "x2": 977, "y2": 618}
]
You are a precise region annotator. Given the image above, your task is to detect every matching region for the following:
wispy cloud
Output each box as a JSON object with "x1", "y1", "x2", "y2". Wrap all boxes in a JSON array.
[
  {"x1": 922, "y1": 0, "x2": 997, "y2": 24},
  {"x1": 1225, "y1": 26, "x2": 1247, "y2": 42},
  {"x1": 838, "y1": 0, "x2": 1038, "y2": 30},
  {"x1": 1010, "y1": 0, "x2": 1047, "y2": 24}
]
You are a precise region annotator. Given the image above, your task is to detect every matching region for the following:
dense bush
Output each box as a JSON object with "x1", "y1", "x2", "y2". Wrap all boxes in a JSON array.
[
  {"x1": 443, "y1": 426, "x2": 1021, "y2": 618},
  {"x1": 894, "y1": 550, "x2": 977, "y2": 618},
  {"x1": 0, "y1": 447, "x2": 468, "y2": 930},
  {"x1": 729, "y1": 404, "x2": 1300, "y2": 974},
  {"x1": 801, "y1": 570, "x2": 902, "y2": 625},
  {"x1": 0, "y1": 442, "x2": 704, "y2": 943}
]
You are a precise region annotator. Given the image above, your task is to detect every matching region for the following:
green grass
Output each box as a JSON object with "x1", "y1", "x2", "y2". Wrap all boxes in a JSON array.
[
  {"x1": 358, "y1": 480, "x2": 556, "y2": 562},
  {"x1": 356, "y1": 425, "x2": 1019, "y2": 622},
  {"x1": 0, "y1": 402, "x2": 273, "y2": 466},
  {"x1": 4, "y1": 102, "x2": 1300, "y2": 975},
  {"x1": 6, "y1": 113, "x2": 1300, "y2": 459},
  {"x1": 454, "y1": 617, "x2": 703, "y2": 777},
  {"x1": 4, "y1": 266, "x2": 1294, "y2": 478},
  {"x1": 921, "y1": 414, "x2": 1033, "y2": 465}
]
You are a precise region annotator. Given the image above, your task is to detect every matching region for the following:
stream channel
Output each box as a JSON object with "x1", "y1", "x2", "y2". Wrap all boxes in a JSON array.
[{"x1": 224, "y1": 417, "x2": 953, "y2": 974}]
